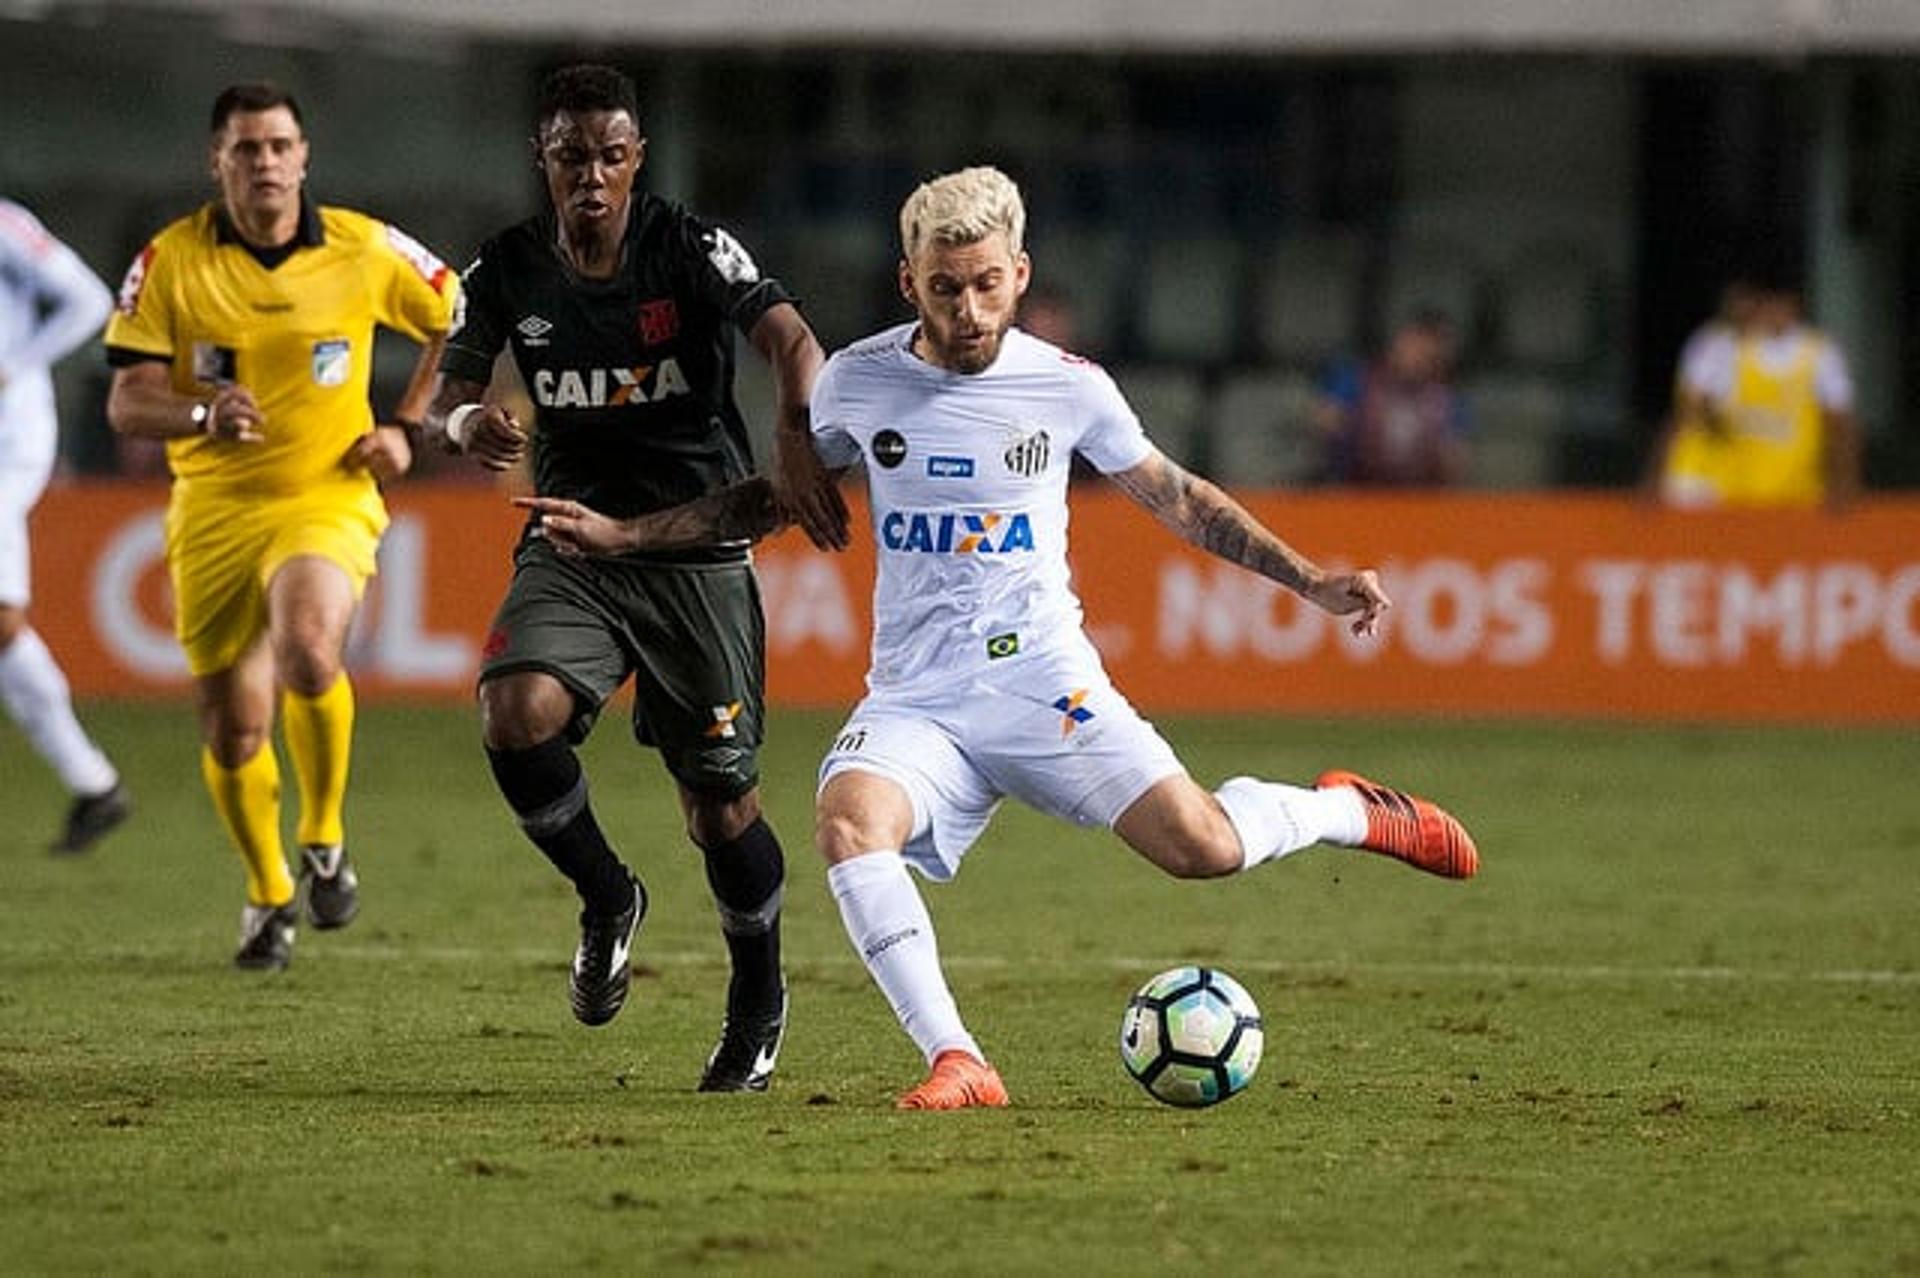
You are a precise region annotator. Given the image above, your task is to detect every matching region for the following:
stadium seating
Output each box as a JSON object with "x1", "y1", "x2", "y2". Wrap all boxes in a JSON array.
[
  {"x1": 1113, "y1": 366, "x2": 1207, "y2": 470},
  {"x1": 1138, "y1": 236, "x2": 1247, "y2": 364},
  {"x1": 1206, "y1": 369, "x2": 1322, "y2": 487},
  {"x1": 1251, "y1": 230, "x2": 1367, "y2": 367},
  {"x1": 1463, "y1": 371, "x2": 1566, "y2": 488}
]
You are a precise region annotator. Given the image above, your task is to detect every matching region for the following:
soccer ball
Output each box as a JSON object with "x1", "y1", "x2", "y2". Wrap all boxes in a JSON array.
[{"x1": 1119, "y1": 966, "x2": 1264, "y2": 1108}]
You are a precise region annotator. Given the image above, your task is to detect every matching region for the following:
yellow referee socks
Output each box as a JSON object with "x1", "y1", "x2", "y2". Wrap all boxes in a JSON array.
[
  {"x1": 201, "y1": 744, "x2": 295, "y2": 907},
  {"x1": 282, "y1": 675, "x2": 354, "y2": 850}
]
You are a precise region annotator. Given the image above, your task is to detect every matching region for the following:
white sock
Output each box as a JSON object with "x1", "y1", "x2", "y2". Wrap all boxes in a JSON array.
[
  {"x1": 0, "y1": 627, "x2": 118, "y2": 796},
  {"x1": 1215, "y1": 776, "x2": 1367, "y2": 870},
  {"x1": 827, "y1": 852, "x2": 982, "y2": 1066}
]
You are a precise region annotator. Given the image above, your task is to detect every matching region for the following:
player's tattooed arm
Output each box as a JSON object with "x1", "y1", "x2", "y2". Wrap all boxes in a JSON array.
[
  {"x1": 1109, "y1": 449, "x2": 1392, "y2": 636},
  {"x1": 514, "y1": 479, "x2": 789, "y2": 557}
]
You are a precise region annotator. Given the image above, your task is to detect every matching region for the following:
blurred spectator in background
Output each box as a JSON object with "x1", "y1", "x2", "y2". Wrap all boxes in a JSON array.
[
  {"x1": 1312, "y1": 308, "x2": 1469, "y2": 486},
  {"x1": 1649, "y1": 264, "x2": 1860, "y2": 510},
  {"x1": 0, "y1": 199, "x2": 133, "y2": 853}
]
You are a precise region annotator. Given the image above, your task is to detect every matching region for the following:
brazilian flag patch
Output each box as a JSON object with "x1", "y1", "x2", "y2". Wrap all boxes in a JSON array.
[{"x1": 986, "y1": 632, "x2": 1020, "y2": 660}]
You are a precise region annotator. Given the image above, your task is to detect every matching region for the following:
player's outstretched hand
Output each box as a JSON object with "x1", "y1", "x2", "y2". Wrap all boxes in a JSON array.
[
  {"x1": 344, "y1": 424, "x2": 414, "y2": 485},
  {"x1": 1307, "y1": 569, "x2": 1392, "y2": 637},
  {"x1": 772, "y1": 429, "x2": 850, "y2": 551},
  {"x1": 462, "y1": 406, "x2": 529, "y2": 473},
  {"x1": 513, "y1": 496, "x2": 635, "y2": 558}
]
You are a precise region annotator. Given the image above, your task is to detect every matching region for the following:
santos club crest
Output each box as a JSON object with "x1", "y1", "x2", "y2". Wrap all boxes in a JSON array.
[{"x1": 1004, "y1": 429, "x2": 1050, "y2": 477}]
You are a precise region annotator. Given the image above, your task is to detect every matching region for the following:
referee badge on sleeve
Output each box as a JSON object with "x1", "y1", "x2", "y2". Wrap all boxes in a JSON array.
[{"x1": 311, "y1": 338, "x2": 351, "y2": 387}]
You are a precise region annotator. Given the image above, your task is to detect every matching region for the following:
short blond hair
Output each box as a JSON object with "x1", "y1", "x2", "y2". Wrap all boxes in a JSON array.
[{"x1": 898, "y1": 166, "x2": 1026, "y2": 262}]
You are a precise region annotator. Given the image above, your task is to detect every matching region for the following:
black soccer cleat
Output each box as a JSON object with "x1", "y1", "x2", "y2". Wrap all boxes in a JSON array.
[
  {"x1": 234, "y1": 901, "x2": 298, "y2": 971},
  {"x1": 697, "y1": 985, "x2": 788, "y2": 1093},
  {"x1": 570, "y1": 876, "x2": 646, "y2": 1027},
  {"x1": 299, "y1": 843, "x2": 360, "y2": 930},
  {"x1": 49, "y1": 781, "x2": 132, "y2": 855}
]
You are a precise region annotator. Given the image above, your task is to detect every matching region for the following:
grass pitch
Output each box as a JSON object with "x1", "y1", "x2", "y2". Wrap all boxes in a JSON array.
[{"x1": 3, "y1": 705, "x2": 1917, "y2": 1274}]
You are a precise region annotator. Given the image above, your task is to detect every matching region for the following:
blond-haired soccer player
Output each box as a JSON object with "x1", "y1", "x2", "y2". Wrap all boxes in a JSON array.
[
  {"x1": 523, "y1": 166, "x2": 1478, "y2": 1109},
  {"x1": 104, "y1": 83, "x2": 458, "y2": 969},
  {"x1": 0, "y1": 199, "x2": 131, "y2": 854}
]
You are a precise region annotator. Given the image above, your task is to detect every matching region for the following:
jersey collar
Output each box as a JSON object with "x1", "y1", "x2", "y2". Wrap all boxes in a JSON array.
[{"x1": 212, "y1": 196, "x2": 325, "y2": 262}]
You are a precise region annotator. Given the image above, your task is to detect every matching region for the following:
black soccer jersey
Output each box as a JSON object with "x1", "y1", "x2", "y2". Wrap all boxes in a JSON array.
[{"x1": 442, "y1": 195, "x2": 794, "y2": 556}]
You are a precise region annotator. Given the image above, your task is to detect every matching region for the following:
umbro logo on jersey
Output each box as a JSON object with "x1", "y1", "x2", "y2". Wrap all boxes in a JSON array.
[
  {"x1": 532, "y1": 358, "x2": 691, "y2": 408},
  {"x1": 516, "y1": 315, "x2": 553, "y2": 345},
  {"x1": 880, "y1": 510, "x2": 1035, "y2": 555},
  {"x1": 1004, "y1": 429, "x2": 1051, "y2": 477}
]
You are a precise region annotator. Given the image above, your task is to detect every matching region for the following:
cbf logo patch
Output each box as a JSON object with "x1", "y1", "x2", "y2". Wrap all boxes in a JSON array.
[
  {"x1": 1052, "y1": 688, "x2": 1095, "y2": 738},
  {"x1": 1004, "y1": 429, "x2": 1050, "y2": 477},
  {"x1": 311, "y1": 338, "x2": 351, "y2": 387}
]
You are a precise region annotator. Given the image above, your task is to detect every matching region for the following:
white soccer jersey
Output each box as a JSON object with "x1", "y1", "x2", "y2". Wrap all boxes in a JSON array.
[
  {"x1": 0, "y1": 200, "x2": 113, "y2": 472},
  {"x1": 811, "y1": 324, "x2": 1154, "y2": 694}
]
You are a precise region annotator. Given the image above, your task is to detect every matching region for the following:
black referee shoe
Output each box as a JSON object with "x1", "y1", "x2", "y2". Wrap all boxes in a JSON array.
[
  {"x1": 299, "y1": 843, "x2": 360, "y2": 930},
  {"x1": 234, "y1": 902, "x2": 298, "y2": 971},
  {"x1": 698, "y1": 985, "x2": 788, "y2": 1093},
  {"x1": 49, "y1": 781, "x2": 132, "y2": 855},
  {"x1": 570, "y1": 876, "x2": 646, "y2": 1027}
]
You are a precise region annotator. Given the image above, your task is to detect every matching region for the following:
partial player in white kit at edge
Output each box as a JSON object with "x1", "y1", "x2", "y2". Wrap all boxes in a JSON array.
[
  {"x1": 0, "y1": 199, "x2": 132, "y2": 853},
  {"x1": 519, "y1": 166, "x2": 1481, "y2": 1110}
]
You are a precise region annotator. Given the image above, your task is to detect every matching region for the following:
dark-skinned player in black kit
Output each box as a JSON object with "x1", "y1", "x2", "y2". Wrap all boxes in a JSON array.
[{"x1": 425, "y1": 64, "x2": 850, "y2": 1091}]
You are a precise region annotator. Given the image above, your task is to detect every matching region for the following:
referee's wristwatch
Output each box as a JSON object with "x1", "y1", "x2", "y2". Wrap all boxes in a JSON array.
[{"x1": 190, "y1": 400, "x2": 214, "y2": 435}]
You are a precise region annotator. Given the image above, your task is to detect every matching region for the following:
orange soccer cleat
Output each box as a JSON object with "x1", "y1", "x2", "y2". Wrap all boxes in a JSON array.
[
  {"x1": 1316, "y1": 770, "x2": 1480, "y2": 880},
  {"x1": 896, "y1": 1049, "x2": 1011, "y2": 1111}
]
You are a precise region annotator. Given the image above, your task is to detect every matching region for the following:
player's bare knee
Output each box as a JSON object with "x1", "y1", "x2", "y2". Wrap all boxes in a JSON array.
[
  {"x1": 815, "y1": 809, "x2": 876, "y2": 865},
  {"x1": 206, "y1": 724, "x2": 271, "y2": 769},
  {"x1": 275, "y1": 641, "x2": 342, "y2": 697},
  {"x1": 684, "y1": 790, "x2": 760, "y2": 848},
  {"x1": 477, "y1": 675, "x2": 572, "y2": 752}
]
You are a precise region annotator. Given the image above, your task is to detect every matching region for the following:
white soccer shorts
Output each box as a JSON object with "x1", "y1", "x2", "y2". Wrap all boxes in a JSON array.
[
  {"x1": 0, "y1": 452, "x2": 55, "y2": 607},
  {"x1": 818, "y1": 646, "x2": 1185, "y2": 881}
]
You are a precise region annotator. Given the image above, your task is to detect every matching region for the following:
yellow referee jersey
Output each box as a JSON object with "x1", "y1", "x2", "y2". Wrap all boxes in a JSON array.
[{"x1": 105, "y1": 201, "x2": 458, "y2": 495}]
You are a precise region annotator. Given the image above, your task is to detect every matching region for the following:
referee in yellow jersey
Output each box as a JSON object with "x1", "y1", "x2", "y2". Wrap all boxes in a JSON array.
[{"x1": 104, "y1": 83, "x2": 458, "y2": 969}]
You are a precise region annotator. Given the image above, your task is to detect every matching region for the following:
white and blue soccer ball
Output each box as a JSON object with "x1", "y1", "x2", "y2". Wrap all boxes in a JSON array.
[{"x1": 1120, "y1": 966, "x2": 1264, "y2": 1108}]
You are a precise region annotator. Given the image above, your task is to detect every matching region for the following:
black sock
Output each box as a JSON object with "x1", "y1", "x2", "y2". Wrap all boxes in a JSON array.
[
  {"x1": 486, "y1": 737, "x2": 633, "y2": 915},
  {"x1": 700, "y1": 816, "x2": 785, "y2": 1017}
]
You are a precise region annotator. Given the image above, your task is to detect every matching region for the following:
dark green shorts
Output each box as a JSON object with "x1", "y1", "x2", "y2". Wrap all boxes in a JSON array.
[{"x1": 479, "y1": 538, "x2": 766, "y2": 798}]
